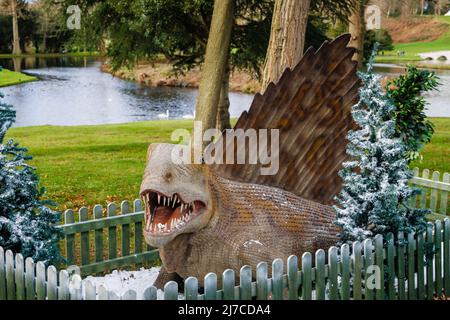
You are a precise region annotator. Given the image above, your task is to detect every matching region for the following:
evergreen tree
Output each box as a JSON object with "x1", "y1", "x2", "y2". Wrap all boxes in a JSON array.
[
  {"x1": 0, "y1": 93, "x2": 62, "y2": 264},
  {"x1": 333, "y1": 47, "x2": 428, "y2": 243}
]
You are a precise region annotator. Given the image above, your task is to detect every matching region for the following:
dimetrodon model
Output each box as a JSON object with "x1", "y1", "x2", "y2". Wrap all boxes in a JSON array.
[{"x1": 140, "y1": 34, "x2": 360, "y2": 288}]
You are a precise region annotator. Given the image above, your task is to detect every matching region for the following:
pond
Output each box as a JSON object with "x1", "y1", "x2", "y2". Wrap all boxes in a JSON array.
[{"x1": 0, "y1": 57, "x2": 448, "y2": 127}]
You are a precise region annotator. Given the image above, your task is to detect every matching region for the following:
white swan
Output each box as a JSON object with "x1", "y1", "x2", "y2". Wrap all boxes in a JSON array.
[
  {"x1": 157, "y1": 110, "x2": 169, "y2": 119},
  {"x1": 182, "y1": 110, "x2": 196, "y2": 119}
]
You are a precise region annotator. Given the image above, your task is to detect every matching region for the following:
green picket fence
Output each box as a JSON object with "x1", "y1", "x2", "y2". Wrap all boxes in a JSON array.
[
  {"x1": 57, "y1": 199, "x2": 159, "y2": 275},
  {"x1": 53, "y1": 167, "x2": 448, "y2": 277},
  {"x1": 411, "y1": 168, "x2": 449, "y2": 216},
  {"x1": 1, "y1": 218, "x2": 449, "y2": 300}
]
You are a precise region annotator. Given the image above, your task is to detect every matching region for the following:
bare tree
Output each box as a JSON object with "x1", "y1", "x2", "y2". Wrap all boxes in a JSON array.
[{"x1": 260, "y1": 0, "x2": 311, "y2": 93}]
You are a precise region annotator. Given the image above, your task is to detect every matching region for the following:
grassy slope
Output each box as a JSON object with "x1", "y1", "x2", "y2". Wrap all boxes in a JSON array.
[
  {"x1": 0, "y1": 69, "x2": 37, "y2": 87},
  {"x1": 7, "y1": 118, "x2": 449, "y2": 210},
  {"x1": 376, "y1": 16, "x2": 450, "y2": 63}
]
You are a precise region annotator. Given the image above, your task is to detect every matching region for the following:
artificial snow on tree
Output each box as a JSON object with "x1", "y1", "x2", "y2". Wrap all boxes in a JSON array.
[
  {"x1": 334, "y1": 47, "x2": 428, "y2": 243},
  {"x1": 0, "y1": 92, "x2": 62, "y2": 264}
]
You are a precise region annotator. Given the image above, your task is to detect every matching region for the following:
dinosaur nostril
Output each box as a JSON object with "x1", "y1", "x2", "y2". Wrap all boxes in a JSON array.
[{"x1": 164, "y1": 171, "x2": 173, "y2": 182}]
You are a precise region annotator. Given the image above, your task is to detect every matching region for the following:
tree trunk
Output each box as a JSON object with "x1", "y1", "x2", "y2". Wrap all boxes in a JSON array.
[
  {"x1": 421, "y1": 0, "x2": 424, "y2": 15},
  {"x1": 260, "y1": 0, "x2": 311, "y2": 93},
  {"x1": 216, "y1": 63, "x2": 231, "y2": 132},
  {"x1": 11, "y1": 0, "x2": 21, "y2": 55},
  {"x1": 349, "y1": 0, "x2": 366, "y2": 69},
  {"x1": 194, "y1": 0, "x2": 234, "y2": 144},
  {"x1": 41, "y1": 32, "x2": 47, "y2": 53}
]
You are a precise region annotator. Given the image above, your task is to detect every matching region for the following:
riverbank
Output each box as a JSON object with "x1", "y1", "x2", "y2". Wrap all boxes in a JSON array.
[
  {"x1": 0, "y1": 52, "x2": 101, "y2": 59},
  {"x1": 0, "y1": 68, "x2": 37, "y2": 87},
  {"x1": 102, "y1": 62, "x2": 261, "y2": 94},
  {"x1": 7, "y1": 118, "x2": 449, "y2": 210},
  {"x1": 375, "y1": 16, "x2": 450, "y2": 66}
]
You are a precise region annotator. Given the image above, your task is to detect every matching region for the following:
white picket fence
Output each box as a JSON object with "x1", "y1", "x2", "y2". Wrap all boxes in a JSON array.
[{"x1": 0, "y1": 167, "x2": 449, "y2": 300}]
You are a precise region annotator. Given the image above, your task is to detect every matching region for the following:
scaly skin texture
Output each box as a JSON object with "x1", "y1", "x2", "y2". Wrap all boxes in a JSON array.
[
  {"x1": 141, "y1": 35, "x2": 359, "y2": 289},
  {"x1": 140, "y1": 147, "x2": 339, "y2": 288},
  {"x1": 159, "y1": 171, "x2": 339, "y2": 285}
]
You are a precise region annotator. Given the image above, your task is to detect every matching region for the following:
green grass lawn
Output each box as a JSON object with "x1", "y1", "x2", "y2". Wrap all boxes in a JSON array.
[
  {"x1": 6, "y1": 118, "x2": 449, "y2": 211},
  {"x1": 410, "y1": 117, "x2": 450, "y2": 174},
  {"x1": 0, "y1": 68, "x2": 37, "y2": 87},
  {"x1": 376, "y1": 16, "x2": 450, "y2": 64}
]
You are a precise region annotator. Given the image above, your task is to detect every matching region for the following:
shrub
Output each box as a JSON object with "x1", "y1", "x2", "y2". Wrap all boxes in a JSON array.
[{"x1": 386, "y1": 65, "x2": 439, "y2": 161}]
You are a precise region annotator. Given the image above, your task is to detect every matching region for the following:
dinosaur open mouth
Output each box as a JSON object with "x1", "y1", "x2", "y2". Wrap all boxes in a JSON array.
[{"x1": 141, "y1": 190, "x2": 206, "y2": 235}]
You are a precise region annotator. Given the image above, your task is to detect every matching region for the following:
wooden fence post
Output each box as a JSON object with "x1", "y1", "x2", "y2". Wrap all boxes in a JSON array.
[
  {"x1": 143, "y1": 286, "x2": 157, "y2": 300},
  {"x1": 14, "y1": 253, "x2": 25, "y2": 300},
  {"x1": 287, "y1": 255, "x2": 298, "y2": 300},
  {"x1": 271, "y1": 258, "x2": 283, "y2": 300},
  {"x1": 301, "y1": 252, "x2": 312, "y2": 300},
  {"x1": 36, "y1": 261, "x2": 46, "y2": 300},
  {"x1": 6, "y1": 250, "x2": 15, "y2": 300},
  {"x1": 328, "y1": 246, "x2": 339, "y2": 300},
  {"x1": 25, "y1": 257, "x2": 34, "y2": 300},
  {"x1": 121, "y1": 201, "x2": 131, "y2": 257},
  {"x1": 58, "y1": 269, "x2": 70, "y2": 300},
  {"x1": 64, "y1": 210, "x2": 75, "y2": 265},
  {"x1": 315, "y1": 249, "x2": 326, "y2": 300},
  {"x1": 444, "y1": 218, "x2": 450, "y2": 296},
  {"x1": 239, "y1": 266, "x2": 252, "y2": 300},
  {"x1": 204, "y1": 272, "x2": 218, "y2": 300},
  {"x1": 0, "y1": 247, "x2": 5, "y2": 300},
  {"x1": 93, "y1": 204, "x2": 104, "y2": 263},
  {"x1": 47, "y1": 265, "x2": 58, "y2": 300},
  {"x1": 223, "y1": 269, "x2": 235, "y2": 300},
  {"x1": 435, "y1": 220, "x2": 443, "y2": 296},
  {"x1": 386, "y1": 233, "x2": 395, "y2": 299},
  {"x1": 363, "y1": 239, "x2": 374, "y2": 300},
  {"x1": 352, "y1": 242, "x2": 363, "y2": 300},
  {"x1": 164, "y1": 281, "x2": 179, "y2": 300},
  {"x1": 340, "y1": 244, "x2": 350, "y2": 300},
  {"x1": 134, "y1": 199, "x2": 143, "y2": 255},
  {"x1": 185, "y1": 276, "x2": 198, "y2": 300},
  {"x1": 256, "y1": 262, "x2": 268, "y2": 300},
  {"x1": 79, "y1": 207, "x2": 90, "y2": 265}
]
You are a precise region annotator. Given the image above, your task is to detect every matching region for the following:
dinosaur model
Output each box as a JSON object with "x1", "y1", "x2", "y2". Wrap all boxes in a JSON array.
[{"x1": 140, "y1": 34, "x2": 360, "y2": 288}]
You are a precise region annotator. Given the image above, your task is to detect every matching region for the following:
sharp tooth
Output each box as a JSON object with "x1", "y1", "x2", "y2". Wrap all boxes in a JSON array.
[
  {"x1": 173, "y1": 195, "x2": 178, "y2": 203},
  {"x1": 157, "y1": 194, "x2": 161, "y2": 204}
]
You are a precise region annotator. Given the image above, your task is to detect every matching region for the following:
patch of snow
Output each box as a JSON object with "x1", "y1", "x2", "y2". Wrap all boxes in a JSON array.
[
  {"x1": 445, "y1": 10, "x2": 450, "y2": 16},
  {"x1": 83, "y1": 267, "x2": 169, "y2": 299}
]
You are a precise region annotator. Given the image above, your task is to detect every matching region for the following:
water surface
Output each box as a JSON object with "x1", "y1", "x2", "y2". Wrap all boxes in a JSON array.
[{"x1": 0, "y1": 57, "x2": 448, "y2": 127}]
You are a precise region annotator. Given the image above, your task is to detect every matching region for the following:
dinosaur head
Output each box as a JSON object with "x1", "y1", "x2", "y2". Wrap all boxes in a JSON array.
[{"x1": 140, "y1": 143, "x2": 212, "y2": 247}]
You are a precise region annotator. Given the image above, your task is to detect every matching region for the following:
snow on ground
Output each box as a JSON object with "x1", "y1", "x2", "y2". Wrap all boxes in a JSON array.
[{"x1": 83, "y1": 267, "x2": 169, "y2": 299}]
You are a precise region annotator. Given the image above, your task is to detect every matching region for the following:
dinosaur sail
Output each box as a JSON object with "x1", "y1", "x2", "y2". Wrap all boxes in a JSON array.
[{"x1": 209, "y1": 34, "x2": 360, "y2": 205}]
